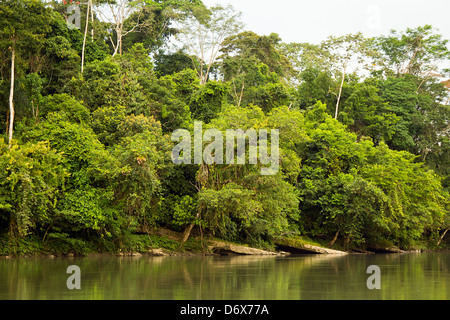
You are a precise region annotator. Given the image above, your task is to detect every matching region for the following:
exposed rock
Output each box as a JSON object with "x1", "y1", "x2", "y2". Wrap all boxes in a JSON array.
[
  {"x1": 276, "y1": 244, "x2": 317, "y2": 255},
  {"x1": 276, "y1": 243, "x2": 347, "y2": 255},
  {"x1": 209, "y1": 240, "x2": 347, "y2": 256},
  {"x1": 366, "y1": 246, "x2": 405, "y2": 253},
  {"x1": 349, "y1": 248, "x2": 375, "y2": 254},
  {"x1": 116, "y1": 252, "x2": 143, "y2": 257},
  {"x1": 209, "y1": 241, "x2": 279, "y2": 255},
  {"x1": 149, "y1": 248, "x2": 169, "y2": 256},
  {"x1": 303, "y1": 244, "x2": 347, "y2": 254}
]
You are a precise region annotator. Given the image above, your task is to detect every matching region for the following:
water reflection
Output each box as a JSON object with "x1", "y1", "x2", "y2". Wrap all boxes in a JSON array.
[{"x1": 0, "y1": 253, "x2": 449, "y2": 300}]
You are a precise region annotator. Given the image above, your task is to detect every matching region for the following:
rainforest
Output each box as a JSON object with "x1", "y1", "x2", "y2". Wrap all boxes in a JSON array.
[{"x1": 0, "y1": 0, "x2": 449, "y2": 256}]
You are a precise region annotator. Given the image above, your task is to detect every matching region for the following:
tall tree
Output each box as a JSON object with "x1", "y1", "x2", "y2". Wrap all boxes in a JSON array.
[
  {"x1": 95, "y1": 0, "x2": 201, "y2": 56},
  {"x1": 320, "y1": 33, "x2": 375, "y2": 119},
  {"x1": 281, "y1": 42, "x2": 335, "y2": 76},
  {"x1": 81, "y1": 0, "x2": 92, "y2": 72},
  {"x1": 0, "y1": 0, "x2": 52, "y2": 148},
  {"x1": 95, "y1": 0, "x2": 143, "y2": 57},
  {"x1": 173, "y1": 4, "x2": 244, "y2": 84},
  {"x1": 7, "y1": 46, "x2": 14, "y2": 149},
  {"x1": 372, "y1": 25, "x2": 450, "y2": 79},
  {"x1": 121, "y1": 0, "x2": 202, "y2": 52},
  {"x1": 218, "y1": 31, "x2": 293, "y2": 111},
  {"x1": 219, "y1": 31, "x2": 293, "y2": 80}
]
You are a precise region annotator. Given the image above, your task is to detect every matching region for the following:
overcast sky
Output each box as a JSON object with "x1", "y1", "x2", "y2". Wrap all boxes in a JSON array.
[{"x1": 202, "y1": 0, "x2": 450, "y2": 45}]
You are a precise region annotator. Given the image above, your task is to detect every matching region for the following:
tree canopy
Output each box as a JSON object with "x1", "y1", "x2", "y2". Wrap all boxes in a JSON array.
[{"x1": 0, "y1": 1, "x2": 449, "y2": 253}]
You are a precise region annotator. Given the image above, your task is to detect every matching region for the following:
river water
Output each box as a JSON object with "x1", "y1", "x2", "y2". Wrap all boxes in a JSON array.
[{"x1": 0, "y1": 252, "x2": 449, "y2": 300}]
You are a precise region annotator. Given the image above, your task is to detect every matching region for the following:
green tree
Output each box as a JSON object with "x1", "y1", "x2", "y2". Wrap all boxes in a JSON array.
[
  {"x1": 372, "y1": 25, "x2": 450, "y2": 78},
  {"x1": 0, "y1": 138, "x2": 67, "y2": 238},
  {"x1": 379, "y1": 75, "x2": 450, "y2": 160},
  {"x1": 153, "y1": 49, "x2": 196, "y2": 76},
  {"x1": 294, "y1": 67, "x2": 336, "y2": 110},
  {"x1": 219, "y1": 31, "x2": 293, "y2": 111},
  {"x1": 121, "y1": 0, "x2": 202, "y2": 53},
  {"x1": 70, "y1": 55, "x2": 150, "y2": 114},
  {"x1": 296, "y1": 103, "x2": 448, "y2": 248},
  {"x1": 189, "y1": 80, "x2": 228, "y2": 123},
  {"x1": 321, "y1": 33, "x2": 375, "y2": 119},
  {"x1": 0, "y1": 0, "x2": 53, "y2": 147},
  {"x1": 361, "y1": 143, "x2": 448, "y2": 247},
  {"x1": 41, "y1": 10, "x2": 82, "y2": 94},
  {"x1": 111, "y1": 114, "x2": 173, "y2": 231},
  {"x1": 281, "y1": 42, "x2": 335, "y2": 82},
  {"x1": 96, "y1": 0, "x2": 202, "y2": 56},
  {"x1": 220, "y1": 31, "x2": 293, "y2": 80},
  {"x1": 16, "y1": 97, "x2": 121, "y2": 238},
  {"x1": 338, "y1": 79, "x2": 399, "y2": 144},
  {"x1": 180, "y1": 105, "x2": 300, "y2": 246}
]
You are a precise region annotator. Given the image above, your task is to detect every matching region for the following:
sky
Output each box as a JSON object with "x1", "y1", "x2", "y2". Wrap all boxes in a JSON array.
[{"x1": 201, "y1": 0, "x2": 450, "y2": 45}]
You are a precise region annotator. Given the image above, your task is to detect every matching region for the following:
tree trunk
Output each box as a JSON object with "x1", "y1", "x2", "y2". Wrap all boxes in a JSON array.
[
  {"x1": 232, "y1": 79, "x2": 245, "y2": 107},
  {"x1": 5, "y1": 105, "x2": 9, "y2": 139},
  {"x1": 112, "y1": 28, "x2": 121, "y2": 57},
  {"x1": 8, "y1": 47, "x2": 15, "y2": 149},
  {"x1": 437, "y1": 228, "x2": 448, "y2": 246},
  {"x1": 180, "y1": 209, "x2": 201, "y2": 246},
  {"x1": 329, "y1": 229, "x2": 340, "y2": 247},
  {"x1": 81, "y1": 1, "x2": 90, "y2": 73},
  {"x1": 335, "y1": 60, "x2": 348, "y2": 120},
  {"x1": 90, "y1": 0, "x2": 94, "y2": 41}
]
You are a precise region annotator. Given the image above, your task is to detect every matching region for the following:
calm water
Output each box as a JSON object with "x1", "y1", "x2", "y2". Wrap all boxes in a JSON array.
[{"x1": 0, "y1": 253, "x2": 449, "y2": 300}]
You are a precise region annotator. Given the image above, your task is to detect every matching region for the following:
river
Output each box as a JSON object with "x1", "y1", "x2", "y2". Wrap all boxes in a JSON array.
[{"x1": 0, "y1": 252, "x2": 449, "y2": 300}]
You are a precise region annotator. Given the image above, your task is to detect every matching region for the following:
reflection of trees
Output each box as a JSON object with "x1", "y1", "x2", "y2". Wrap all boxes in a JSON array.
[{"x1": 0, "y1": 254, "x2": 449, "y2": 299}]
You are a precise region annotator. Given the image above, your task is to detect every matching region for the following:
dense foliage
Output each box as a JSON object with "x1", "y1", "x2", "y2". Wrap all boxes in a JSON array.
[{"x1": 0, "y1": 0, "x2": 449, "y2": 253}]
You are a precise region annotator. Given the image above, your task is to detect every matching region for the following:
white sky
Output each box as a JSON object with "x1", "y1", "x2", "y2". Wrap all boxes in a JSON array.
[{"x1": 202, "y1": 0, "x2": 450, "y2": 45}]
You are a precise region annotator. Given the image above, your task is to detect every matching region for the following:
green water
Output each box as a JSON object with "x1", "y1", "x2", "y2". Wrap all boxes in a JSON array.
[{"x1": 0, "y1": 253, "x2": 449, "y2": 300}]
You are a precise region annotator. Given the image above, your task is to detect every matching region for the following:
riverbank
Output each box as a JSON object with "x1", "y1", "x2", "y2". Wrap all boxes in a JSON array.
[
  {"x1": 0, "y1": 230, "x2": 341, "y2": 258},
  {"x1": 0, "y1": 227, "x2": 446, "y2": 258}
]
